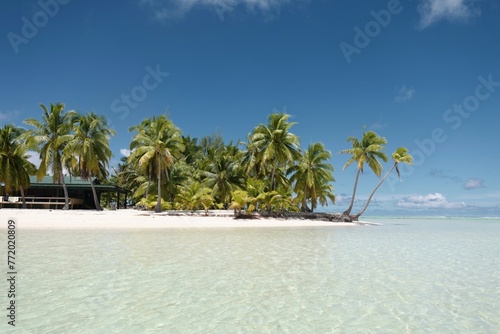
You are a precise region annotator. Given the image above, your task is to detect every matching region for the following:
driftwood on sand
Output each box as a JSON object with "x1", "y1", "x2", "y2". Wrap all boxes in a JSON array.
[{"x1": 239, "y1": 211, "x2": 355, "y2": 222}]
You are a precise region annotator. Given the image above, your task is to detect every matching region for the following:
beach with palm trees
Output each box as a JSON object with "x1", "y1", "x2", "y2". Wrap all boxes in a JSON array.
[{"x1": 1, "y1": 103, "x2": 412, "y2": 222}]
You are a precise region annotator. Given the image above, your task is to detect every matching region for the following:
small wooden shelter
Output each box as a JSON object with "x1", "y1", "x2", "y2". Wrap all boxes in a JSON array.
[{"x1": 0, "y1": 176, "x2": 130, "y2": 210}]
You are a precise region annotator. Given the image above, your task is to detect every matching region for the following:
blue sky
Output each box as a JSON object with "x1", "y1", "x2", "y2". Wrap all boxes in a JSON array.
[{"x1": 1, "y1": 0, "x2": 499, "y2": 216}]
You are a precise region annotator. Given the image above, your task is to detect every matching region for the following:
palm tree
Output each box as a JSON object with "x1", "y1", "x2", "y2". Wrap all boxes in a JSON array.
[
  {"x1": 239, "y1": 133, "x2": 260, "y2": 177},
  {"x1": 199, "y1": 146, "x2": 245, "y2": 209},
  {"x1": 288, "y1": 142, "x2": 335, "y2": 212},
  {"x1": 244, "y1": 177, "x2": 268, "y2": 212},
  {"x1": 250, "y1": 113, "x2": 301, "y2": 190},
  {"x1": 353, "y1": 147, "x2": 413, "y2": 219},
  {"x1": 175, "y1": 180, "x2": 214, "y2": 215},
  {"x1": 23, "y1": 103, "x2": 77, "y2": 209},
  {"x1": 340, "y1": 130, "x2": 388, "y2": 216},
  {"x1": 181, "y1": 135, "x2": 203, "y2": 166},
  {"x1": 129, "y1": 118, "x2": 155, "y2": 198},
  {"x1": 0, "y1": 125, "x2": 36, "y2": 208},
  {"x1": 64, "y1": 112, "x2": 115, "y2": 210},
  {"x1": 129, "y1": 115, "x2": 184, "y2": 212},
  {"x1": 230, "y1": 189, "x2": 256, "y2": 216}
]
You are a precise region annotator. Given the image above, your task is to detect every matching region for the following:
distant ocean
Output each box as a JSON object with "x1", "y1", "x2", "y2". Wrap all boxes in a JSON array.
[{"x1": 4, "y1": 217, "x2": 499, "y2": 333}]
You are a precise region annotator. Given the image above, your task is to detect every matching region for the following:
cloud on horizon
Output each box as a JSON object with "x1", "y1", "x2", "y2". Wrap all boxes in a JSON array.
[
  {"x1": 463, "y1": 178, "x2": 485, "y2": 190},
  {"x1": 397, "y1": 192, "x2": 468, "y2": 209},
  {"x1": 139, "y1": 0, "x2": 299, "y2": 21},
  {"x1": 394, "y1": 85, "x2": 416, "y2": 103},
  {"x1": 417, "y1": 0, "x2": 481, "y2": 29}
]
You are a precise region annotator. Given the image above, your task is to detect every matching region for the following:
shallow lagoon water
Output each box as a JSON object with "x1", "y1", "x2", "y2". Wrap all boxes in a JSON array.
[{"x1": 3, "y1": 218, "x2": 499, "y2": 333}]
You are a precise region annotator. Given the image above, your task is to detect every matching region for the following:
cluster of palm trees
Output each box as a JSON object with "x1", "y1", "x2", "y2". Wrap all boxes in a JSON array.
[
  {"x1": 0, "y1": 103, "x2": 412, "y2": 218},
  {"x1": 118, "y1": 113, "x2": 336, "y2": 214},
  {"x1": 0, "y1": 103, "x2": 114, "y2": 209}
]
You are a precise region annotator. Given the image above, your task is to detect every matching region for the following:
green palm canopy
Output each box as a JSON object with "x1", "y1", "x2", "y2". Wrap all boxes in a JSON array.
[
  {"x1": 64, "y1": 112, "x2": 115, "y2": 210},
  {"x1": 23, "y1": 103, "x2": 77, "y2": 209},
  {"x1": 0, "y1": 124, "x2": 36, "y2": 208},
  {"x1": 129, "y1": 115, "x2": 185, "y2": 212},
  {"x1": 250, "y1": 113, "x2": 301, "y2": 191},
  {"x1": 288, "y1": 142, "x2": 335, "y2": 212}
]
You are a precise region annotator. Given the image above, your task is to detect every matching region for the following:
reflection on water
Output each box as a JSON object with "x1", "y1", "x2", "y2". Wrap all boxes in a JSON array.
[{"x1": 4, "y1": 218, "x2": 499, "y2": 333}]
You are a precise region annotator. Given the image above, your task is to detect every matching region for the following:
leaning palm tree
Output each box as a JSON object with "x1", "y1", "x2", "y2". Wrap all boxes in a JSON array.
[
  {"x1": 0, "y1": 124, "x2": 36, "y2": 208},
  {"x1": 129, "y1": 115, "x2": 184, "y2": 212},
  {"x1": 250, "y1": 113, "x2": 301, "y2": 190},
  {"x1": 353, "y1": 147, "x2": 413, "y2": 219},
  {"x1": 288, "y1": 142, "x2": 335, "y2": 212},
  {"x1": 340, "y1": 130, "x2": 388, "y2": 216},
  {"x1": 23, "y1": 103, "x2": 77, "y2": 209},
  {"x1": 64, "y1": 112, "x2": 115, "y2": 210}
]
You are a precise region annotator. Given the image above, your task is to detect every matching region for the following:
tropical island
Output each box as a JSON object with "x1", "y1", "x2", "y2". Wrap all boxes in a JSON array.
[{"x1": 0, "y1": 102, "x2": 412, "y2": 222}]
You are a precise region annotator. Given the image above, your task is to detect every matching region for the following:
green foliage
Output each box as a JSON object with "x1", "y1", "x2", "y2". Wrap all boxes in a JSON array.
[
  {"x1": 137, "y1": 195, "x2": 173, "y2": 211},
  {"x1": 198, "y1": 143, "x2": 244, "y2": 208},
  {"x1": 23, "y1": 103, "x2": 78, "y2": 209},
  {"x1": 175, "y1": 180, "x2": 214, "y2": 214},
  {"x1": 9, "y1": 108, "x2": 414, "y2": 215},
  {"x1": 0, "y1": 125, "x2": 36, "y2": 200},
  {"x1": 64, "y1": 112, "x2": 115, "y2": 210},
  {"x1": 247, "y1": 113, "x2": 301, "y2": 190},
  {"x1": 128, "y1": 115, "x2": 184, "y2": 212},
  {"x1": 288, "y1": 142, "x2": 335, "y2": 212},
  {"x1": 23, "y1": 103, "x2": 77, "y2": 183},
  {"x1": 230, "y1": 189, "x2": 256, "y2": 215}
]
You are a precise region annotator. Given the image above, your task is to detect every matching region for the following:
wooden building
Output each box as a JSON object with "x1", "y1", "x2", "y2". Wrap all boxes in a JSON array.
[{"x1": 1, "y1": 176, "x2": 130, "y2": 210}]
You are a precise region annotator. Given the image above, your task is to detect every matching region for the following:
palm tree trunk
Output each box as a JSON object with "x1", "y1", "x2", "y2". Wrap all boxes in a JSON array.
[
  {"x1": 155, "y1": 157, "x2": 162, "y2": 213},
  {"x1": 91, "y1": 181, "x2": 103, "y2": 211},
  {"x1": 270, "y1": 165, "x2": 276, "y2": 191},
  {"x1": 343, "y1": 168, "x2": 361, "y2": 216},
  {"x1": 353, "y1": 164, "x2": 396, "y2": 219},
  {"x1": 301, "y1": 183, "x2": 308, "y2": 212},
  {"x1": 145, "y1": 166, "x2": 151, "y2": 198},
  {"x1": 20, "y1": 186, "x2": 27, "y2": 209},
  {"x1": 145, "y1": 179, "x2": 151, "y2": 198},
  {"x1": 60, "y1": 171, "x2": 70, "y2": 210}
]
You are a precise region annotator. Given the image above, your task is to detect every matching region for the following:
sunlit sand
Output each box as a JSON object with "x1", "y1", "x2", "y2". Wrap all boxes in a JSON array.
[{"x1": 1, "y1": 209, "x2": 359, "y2": 229}]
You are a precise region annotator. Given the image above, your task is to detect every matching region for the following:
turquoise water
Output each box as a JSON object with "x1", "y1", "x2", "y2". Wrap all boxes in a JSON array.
[{"x1": 2, "y1": 218, "x2": 499, "y2": 333}]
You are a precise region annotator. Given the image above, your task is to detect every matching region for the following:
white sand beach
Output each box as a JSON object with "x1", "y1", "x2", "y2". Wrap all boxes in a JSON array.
[{"x1": 0, "y1": 209, "x2": 359, "y2": 229}]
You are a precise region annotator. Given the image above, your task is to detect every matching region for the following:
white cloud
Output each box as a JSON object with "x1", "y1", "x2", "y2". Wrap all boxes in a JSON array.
[
  {"x1": 120, "y1": 148, "x2": 131, "y2": 157},
  {"x1": 417, "y1": 0, "x2": 481, "y2": 29},
  {"x1": 26, "y1": 150, "x2": 41, "y2": 169},
  {"x1": 140, "y1": 0, "x2": 296, "y2": 20},
  {"x1": 397, "y1": 192, "x2": 467, "y2": 209},
  {"x1": 463, "y1": 178, "x2": 485, "y2": 190},
  {"x1": 394, "y1": 85, "x2": 416, "y2": 103},
  {"x1": 26, "y1": 151, "x2": 74, "y2": 176}
]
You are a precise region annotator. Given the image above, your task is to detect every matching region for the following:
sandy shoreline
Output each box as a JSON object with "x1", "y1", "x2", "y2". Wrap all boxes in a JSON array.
[{"x1": 0, "y1": 209, "x2": 361, "y2": 229}]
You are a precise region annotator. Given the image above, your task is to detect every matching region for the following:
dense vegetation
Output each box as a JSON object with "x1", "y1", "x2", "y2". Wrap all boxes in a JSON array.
[{"x1": 0, "y1": 103, "x2": 412, "y2": 219}]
